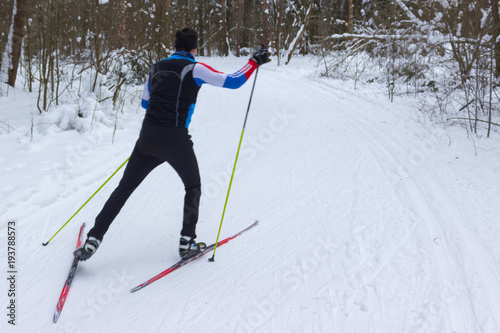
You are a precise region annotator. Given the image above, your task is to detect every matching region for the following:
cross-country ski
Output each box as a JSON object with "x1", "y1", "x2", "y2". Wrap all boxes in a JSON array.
[
  {"x1": 52, "y1": 223, "x2": 85, "y2": 323},
  {"x1": 130, "y1": 220, "x2": 258, "y2": 292}
]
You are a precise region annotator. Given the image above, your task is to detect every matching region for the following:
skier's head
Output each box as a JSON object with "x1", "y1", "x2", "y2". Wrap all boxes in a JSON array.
[{"x1": 175, "y1": 28, "x2": 198, "y2": 53}]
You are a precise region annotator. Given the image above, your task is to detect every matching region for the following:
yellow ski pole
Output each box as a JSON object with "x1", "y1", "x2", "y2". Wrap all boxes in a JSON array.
[
  {"x1": 209, "y1": 67, "x2": 259, "y2": 262},
  {"x1": 42, "y1": 157, "x2": 130, "y2": 246}
]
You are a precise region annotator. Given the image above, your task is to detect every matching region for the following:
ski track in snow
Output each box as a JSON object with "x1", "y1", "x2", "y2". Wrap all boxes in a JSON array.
[{"x1": 1, "y1": 58, "x2": 500, "y2": 333}]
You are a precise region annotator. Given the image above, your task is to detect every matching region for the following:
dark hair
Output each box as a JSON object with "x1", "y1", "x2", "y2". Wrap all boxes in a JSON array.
[{"x1": 175, "y1": 28, "x2": 198, "y2": 51}]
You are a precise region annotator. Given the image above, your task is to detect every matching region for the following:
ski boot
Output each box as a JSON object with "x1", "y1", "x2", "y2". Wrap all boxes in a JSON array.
[
  {"x1": 74, "y1": 237, "x2": 101, "y2": 261},
  {"x1": 179, "y1": 236, "x2": 206, "y2": 260}
]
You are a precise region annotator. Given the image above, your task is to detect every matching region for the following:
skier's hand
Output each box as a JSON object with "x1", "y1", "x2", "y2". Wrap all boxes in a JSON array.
[{"x1": 250, "y1": 45, "x2": 271, "y2": 66}]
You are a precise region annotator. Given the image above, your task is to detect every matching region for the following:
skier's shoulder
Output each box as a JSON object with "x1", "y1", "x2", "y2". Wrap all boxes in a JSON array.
[
  {"x1": 149, "y1": 56, "x2": 196, "y2": 77},
  {"x1": 193, "y1": 62, "x2": 223, "y2": 75},
  {"x1": 154, "y1": 57, "x2": 195, "y2": 67}
]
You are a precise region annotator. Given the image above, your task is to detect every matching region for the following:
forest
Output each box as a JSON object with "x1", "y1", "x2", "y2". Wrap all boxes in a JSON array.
[{"x1": 1, "y1": 0, "x2": 499, "y2": 136}]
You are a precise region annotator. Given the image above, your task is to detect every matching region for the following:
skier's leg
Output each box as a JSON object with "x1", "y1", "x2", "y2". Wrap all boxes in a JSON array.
[
  {"x1": 88, "y1": 144, "x2": 163, "y2": 240},
  {"x1": 166, "y1": 131, "x2": 201, "y2": 239}
]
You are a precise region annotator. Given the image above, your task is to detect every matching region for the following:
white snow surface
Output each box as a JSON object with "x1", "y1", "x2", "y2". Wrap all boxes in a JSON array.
[{"x1": 1, "y1": 56, "x2": 500, "y2": 333}]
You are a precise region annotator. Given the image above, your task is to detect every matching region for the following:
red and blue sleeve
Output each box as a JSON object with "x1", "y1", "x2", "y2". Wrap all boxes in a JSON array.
[{"x1": 192, "y1": 60, "x2": 258, "y2": 89}]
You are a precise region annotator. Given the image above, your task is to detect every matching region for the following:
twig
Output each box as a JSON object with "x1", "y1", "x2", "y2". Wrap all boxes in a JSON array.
[
  {"x1": 0, "y1": 121, "x2": 15, "y2": 131},
  {"x1": 447, "y1": 117, "x2": 500, "y2": 127}
]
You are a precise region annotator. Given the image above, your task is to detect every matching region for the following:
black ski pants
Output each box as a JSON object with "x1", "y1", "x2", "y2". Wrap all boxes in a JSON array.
[{"x1": 88, "y1": 123, "x2": 201, "y2": 241}]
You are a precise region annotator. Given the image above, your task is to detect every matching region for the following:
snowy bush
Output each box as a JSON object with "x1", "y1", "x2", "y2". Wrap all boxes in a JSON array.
[{"x1": 27, "y1": 49, "x2": 147, "y2": 136}]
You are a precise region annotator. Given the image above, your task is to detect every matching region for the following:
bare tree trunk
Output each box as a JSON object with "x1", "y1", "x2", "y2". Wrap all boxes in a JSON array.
[
  {"x1": 286, "y1": 2, "x2": 313, "y2": 65},
  {"x1": 91, "y1": 0, "x2": 102, "y2": 93},
  {"x1": 261, "y1": 0, "x2": 270, "y2": 48},
  {"x1": 7, "y1": 0, "x2": 27, "y2": 87},
  {"x1": 118, "y1": 0, "x2": 127, "y2": 47},
  {"x1": 493, "y1": 0, "x2": 500, "y2": 78},
  {"x1": 164, "y1": 0, "x2": 172, "y2": 50},
  {"x1": 154, "y1": 0, "x2": 163, "y2": 56},
  {"x1": 276, "y1": 0, "x2": 284, "y2": 64},
  {"x1": 236, "y1": 0, "x2": 243, "y2": 56},
  {"x1": 25, "y1": 13, "x2": 32, "y2": 93},
  {"x1": 198, "y1": 0, "x2": 204, "y2": 56},
  {"x1": 346, "y1": 0, "x2": 353, "y2": 34},
  {"x1": 488, "y1": 46, "x2": 493, "y2": 137},
  {"x1": 151, "y1": 0, "x2": 172, "y2": 56},
  {"x1": 220, "y1": 0, "x2": 229, "y2": 56},
  {"x1": 1, "y1": 1, "x2": 15, "y2": 84}
]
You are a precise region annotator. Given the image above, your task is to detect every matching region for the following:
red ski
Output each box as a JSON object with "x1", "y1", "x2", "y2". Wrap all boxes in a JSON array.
[
  {"x1": 130, "y1": 220, "x2": 259, "y2": 292},
  {"x1": 53, "y1": 223, "x2": 86, "y2": 323}
]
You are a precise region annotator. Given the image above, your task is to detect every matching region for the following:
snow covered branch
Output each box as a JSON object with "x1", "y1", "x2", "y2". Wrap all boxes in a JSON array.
[
  {"x1": 327, "y1": 33, "x2": 494, "y2": 47},
  {"x1": 393, "y1": 0, "x2": 425, "y2": 26}
]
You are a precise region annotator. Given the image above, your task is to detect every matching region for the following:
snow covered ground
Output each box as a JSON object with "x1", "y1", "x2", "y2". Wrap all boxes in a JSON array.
[{"x1": 1, "y1": 55, "x2": 500, "y2": 333}]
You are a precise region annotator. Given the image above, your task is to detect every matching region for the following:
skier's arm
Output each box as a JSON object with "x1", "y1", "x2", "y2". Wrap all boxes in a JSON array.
[
  {"x1": 141, "y1": 74, "x2": 151, "y2": 109},
  {"x1": 192, "y1": 60, "x2": 258, "y2": 89}
]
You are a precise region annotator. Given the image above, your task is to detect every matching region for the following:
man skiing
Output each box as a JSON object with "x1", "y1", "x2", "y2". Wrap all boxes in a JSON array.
[{"x1": 74, "y1": 28, "x2": 270, "y2": 261}]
